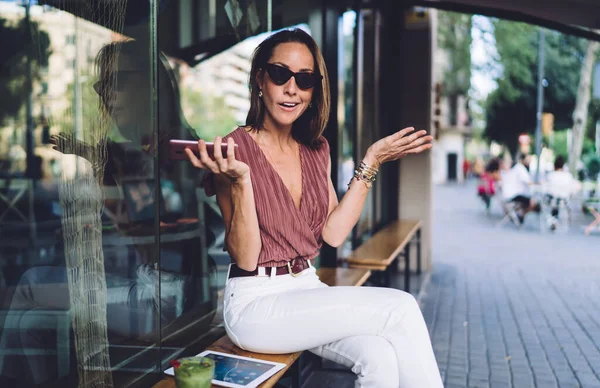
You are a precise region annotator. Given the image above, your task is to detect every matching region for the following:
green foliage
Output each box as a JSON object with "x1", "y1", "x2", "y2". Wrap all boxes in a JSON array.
[
  {"x1": 586, "y1": 155, "x2": 600, "y2": 180},
  {"x1": 181, "y1": 88, "x2": 239, "y2": 140},
  {"x1": 550, "y1": 129, "x2": 595, "y2": 161},
  {"x1": 551, "y1": 130, "x2": 568, "y2": 157},
  {"x1": 483, "y1": 19, "x2": 589, "y2": 155},
  {"x1": 0, "y1": 16, "x2": 51, "y2": 125},
  {"x1": 437, "y1": 11, "x2": 472, "y2": 97},
  {"x1": 54, "y1": 74, "x2": 103, "y2": 139}
]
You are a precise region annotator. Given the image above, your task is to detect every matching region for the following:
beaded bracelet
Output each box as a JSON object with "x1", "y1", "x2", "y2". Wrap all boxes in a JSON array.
[{"x1": 348, "y1": 160, "x2": 378, "y2": 189}]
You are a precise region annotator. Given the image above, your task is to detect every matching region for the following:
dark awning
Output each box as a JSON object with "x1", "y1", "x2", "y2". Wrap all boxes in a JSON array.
[{"x1": 416, "y1": 0, "x2": 600, "y2": 41}]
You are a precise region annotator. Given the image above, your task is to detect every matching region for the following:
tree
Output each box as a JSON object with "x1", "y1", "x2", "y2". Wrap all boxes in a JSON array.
[
  {"x1": 483, "y1": 19, "x2": 588, "y2": 156},
  {"x1": 180, "y1": 87, "x2": 239, "y2": 140},
  {"x1": 569, "y1": 40, "x2": 600, "y2": 174},
  {"x1": 0, "y1": 16, "x2": 51, "y2": 125},
  {"x1": 437, "y1": 11, "x2": 472, "y2": 125}
]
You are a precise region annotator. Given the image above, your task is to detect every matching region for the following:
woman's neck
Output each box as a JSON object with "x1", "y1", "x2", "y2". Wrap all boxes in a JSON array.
[{"x1": 257, "y1": 121, "x2": 295, "y2": 150}]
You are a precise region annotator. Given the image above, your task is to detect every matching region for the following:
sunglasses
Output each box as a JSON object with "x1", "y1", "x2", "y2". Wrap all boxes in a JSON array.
[
  {"x1": 93, "y1": 71, "x2": 148, "y2": 95},
  {"x1": 263, "y1": 63, "x2": 322, "y2": 89}
]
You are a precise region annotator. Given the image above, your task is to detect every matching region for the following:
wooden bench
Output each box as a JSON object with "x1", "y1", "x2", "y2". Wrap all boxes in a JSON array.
[
  {"x1": 344, "y1": 219, "x2": 422, "y2": 292},
  {"x1": 153, "y1": 266, "x2": 371, "y2": 388},
  {"x1": 316, "y1": 266, "x2": 371, "y2": 287}
]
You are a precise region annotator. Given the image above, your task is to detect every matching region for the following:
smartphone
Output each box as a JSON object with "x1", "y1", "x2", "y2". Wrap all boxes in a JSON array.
[{"x1": 169, "y1": 139, "x2": 237, "y2": 161}]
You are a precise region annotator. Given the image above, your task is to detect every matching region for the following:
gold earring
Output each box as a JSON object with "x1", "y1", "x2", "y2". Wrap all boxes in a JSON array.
[
  {"x1": 258, "y1": 90, "x2": 263, "y2": 98},
  {"x1": 309, "y1": 102, "x2": 312, "y2": 108}
]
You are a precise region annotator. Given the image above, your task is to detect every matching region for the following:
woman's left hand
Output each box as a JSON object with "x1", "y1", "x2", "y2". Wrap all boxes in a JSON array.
[{"x1": 363, "y1": 127, "x2": 433, "y2": 169}]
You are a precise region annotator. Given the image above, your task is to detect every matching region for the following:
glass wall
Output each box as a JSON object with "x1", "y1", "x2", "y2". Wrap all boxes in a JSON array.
[
  {"x1": 337, "y1": 9, "x2": 356, "y2": 257},
  {"x1": 0, "y1": 0, "x2": 325, "y2": 386},
  {"x1": 337, "y1": 7, "x2": 384, "y2": 250},
  {"x1": 0, "y1": 0, "x2": 204, "y2": 386}
]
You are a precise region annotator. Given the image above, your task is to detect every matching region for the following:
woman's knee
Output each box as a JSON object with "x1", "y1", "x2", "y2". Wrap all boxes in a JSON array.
[
  {"x1": 386, "y1": 288, "x2": 420, "y2": 313},
  {"x1": 387, "y1": 289, "x2": 426, "y2": 329}
]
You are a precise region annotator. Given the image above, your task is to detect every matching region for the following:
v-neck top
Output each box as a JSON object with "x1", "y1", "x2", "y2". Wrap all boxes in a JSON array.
[{"x1": 203, "y1": 127, "x2": 330, "y2": 267}]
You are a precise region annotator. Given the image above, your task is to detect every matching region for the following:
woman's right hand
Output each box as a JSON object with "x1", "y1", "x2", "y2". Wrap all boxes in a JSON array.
[
  {"x1": 185, "y1": 136, "x2": 250, "y2": 183},
  {"x1": 50, "y1": 132, "x2": 92, "y2": 156}
]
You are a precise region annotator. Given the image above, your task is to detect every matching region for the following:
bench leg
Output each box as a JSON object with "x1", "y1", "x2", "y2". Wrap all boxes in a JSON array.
[
  {"x1": 291, "y1": 358, "x2": 302, "y2": 388},
  {"x1": 311, "y1": 352, "x2": 323, "y2": 370},
  {"x1": 384, "y1": 263, "x2": 391, "y2": 287},
  {"x1": 416, "y1": 229, "x2": 422, "y2": 275},
  {"x1": 273, "y1": 357, "x2": 302, "y2": 388},
  {"x1": 404, "y1": 245, "x2": 410, "y2": 293}
]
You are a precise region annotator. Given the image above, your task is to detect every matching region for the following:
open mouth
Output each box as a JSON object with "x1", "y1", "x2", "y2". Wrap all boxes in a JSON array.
[{"x1": 279, "y1": 102, "x2": 300, "y2": 111}]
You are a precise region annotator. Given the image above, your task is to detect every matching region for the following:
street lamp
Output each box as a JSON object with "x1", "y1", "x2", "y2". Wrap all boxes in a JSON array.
[
  {"x1": 593, "y1": 60, "x2": 600, "y2": 156},
  {"x1": 534, "y1": 29, "x2": 545, "y2": 183}
]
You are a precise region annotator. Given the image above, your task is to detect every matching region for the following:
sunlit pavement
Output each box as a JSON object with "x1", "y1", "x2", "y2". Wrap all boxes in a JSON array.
[{"x1": 420, "y1": 181, "x2": 600, "y2": 388}]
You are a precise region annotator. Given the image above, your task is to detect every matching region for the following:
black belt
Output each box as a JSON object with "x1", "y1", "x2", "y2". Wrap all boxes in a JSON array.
[{"x1": 228, "y1": 258, "x2": 310, "y2": 279}]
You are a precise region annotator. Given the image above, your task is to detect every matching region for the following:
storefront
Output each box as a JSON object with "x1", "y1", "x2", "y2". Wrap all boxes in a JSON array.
[
  {"x1": 5, "y1": 0, "x2": 594, "y2": 386},
  {"x1": 0, "y1": 0, "x2": 409, "y2": 386}
]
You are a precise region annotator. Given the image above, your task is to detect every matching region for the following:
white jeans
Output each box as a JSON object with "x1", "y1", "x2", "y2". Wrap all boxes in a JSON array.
[{"x1": 223, "y1": 265, "x2": 443, "y2": 388}]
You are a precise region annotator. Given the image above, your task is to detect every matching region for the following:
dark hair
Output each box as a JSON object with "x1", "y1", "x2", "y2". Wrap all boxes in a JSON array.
[
  {"x1": 554, "y1": 155, "x2": 566, "y2": 170},
  {"x1": 245, "y1": 28, "x2": 330, "y2": 147},
  {"x1": 519, "y1": 153, "x2": 528, "y2": 161},
  {"x1": 485, "y1": 158, "x2": 500, "y2": 173},
  {"x1": 95, "y1": 40, "x2": 191, "y2": 133}
]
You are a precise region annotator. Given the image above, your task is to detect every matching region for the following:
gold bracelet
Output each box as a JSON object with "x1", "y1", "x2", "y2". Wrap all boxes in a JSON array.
[
  {"x1": 349, "y1": 176, "x2": 373, "y2": 189},
  {"x1": 347, "y1": 160, "x2": 378, "y2": 189},
  {"x1": 358, "y1": 161, "x2": 378, "y2": 175}
]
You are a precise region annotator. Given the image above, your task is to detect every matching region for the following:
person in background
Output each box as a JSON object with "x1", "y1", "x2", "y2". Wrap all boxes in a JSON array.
[
  {"x1": 543, "y1": 155, "x2": 581, "y2": 228},
  {"x1": 545, "y1": 155, "x2": 580, "y2": 198},
  {"x1": 471, "y1": 156, "x2": 485, "y2": 178},
  {"x1": 477, "y1": 158, "x2": 501, "y2": 212},
  {"x1": 462, "y1": 158, "x2": 471, "y2": 181},
  {"x1": 501, "y1": 153, "x2": 538, "y2": 225}
]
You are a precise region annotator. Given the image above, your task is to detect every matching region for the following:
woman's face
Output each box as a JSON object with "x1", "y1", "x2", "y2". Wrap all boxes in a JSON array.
[
  {"x1": 101, "y1": 54, "x2": 151, "y2": 142},
  {"x1": 258, "y1": 42, "x2": 316, "y2": 131}
]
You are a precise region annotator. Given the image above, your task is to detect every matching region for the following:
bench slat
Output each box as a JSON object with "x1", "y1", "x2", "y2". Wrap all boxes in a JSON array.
[
  {"x1": 346, "y1": 220, "x2": 420, "y2": 268},
  {"x1": 316, "y1": 267, "x2": 371, "y2": 287},
  {"x1": 344, "y1": 263, "x2": 387, "y2": 271}
]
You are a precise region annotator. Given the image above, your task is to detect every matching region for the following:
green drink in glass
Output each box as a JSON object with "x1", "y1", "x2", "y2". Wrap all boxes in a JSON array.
[{"x1": 172, "y1": 357, "x2": 215, "y2": 388}]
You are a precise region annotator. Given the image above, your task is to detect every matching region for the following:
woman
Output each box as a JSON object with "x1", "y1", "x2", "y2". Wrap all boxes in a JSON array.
[{"x1": 186, "y1": 29, "x2": 442, "y2": 387}]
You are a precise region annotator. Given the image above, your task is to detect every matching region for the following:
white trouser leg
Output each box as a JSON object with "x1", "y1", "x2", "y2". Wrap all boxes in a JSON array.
[
  {"x1": 310, "y1": 335, "x2": 400, "y2": 388},
  {"x1": 223, "y1": 267, "x2": 443, "y2": 388}
]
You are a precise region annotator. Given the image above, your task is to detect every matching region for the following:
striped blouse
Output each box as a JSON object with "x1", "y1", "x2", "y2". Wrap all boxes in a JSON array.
[{"x1": 203, "y1": 127, "x2": 331, "y2": 267}]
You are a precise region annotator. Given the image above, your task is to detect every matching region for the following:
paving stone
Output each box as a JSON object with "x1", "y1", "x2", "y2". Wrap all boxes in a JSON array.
[{"x1": 420, "y1": 183, "x2": 600, "y2": 388}]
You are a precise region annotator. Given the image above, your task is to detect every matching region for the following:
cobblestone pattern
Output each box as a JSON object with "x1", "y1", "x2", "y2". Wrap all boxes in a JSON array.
[{"x1": 420, "y1": 183, "x2": 600, "y2": 388}]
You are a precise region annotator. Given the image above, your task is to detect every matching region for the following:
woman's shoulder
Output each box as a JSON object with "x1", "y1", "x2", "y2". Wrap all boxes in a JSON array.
[
  {"x1": 221, "y1": 126, "x2": 248, "y2": 140},
  {"x1": 302, "y1": 136, "x2": 331, "y2": 173},
  {"x1": 316, "y1": 136, "x2": 330, "y2": 160}
]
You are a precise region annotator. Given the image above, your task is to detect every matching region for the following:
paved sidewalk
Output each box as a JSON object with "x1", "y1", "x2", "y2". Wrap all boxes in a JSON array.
[{"x1": 421, "y1": 182, "x2": 600, "y2": 388}]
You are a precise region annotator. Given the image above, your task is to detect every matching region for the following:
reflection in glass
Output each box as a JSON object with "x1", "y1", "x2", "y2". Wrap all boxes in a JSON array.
[
  {"x1": 0, "y1": 1, "x2": 217, "y2": 386},
  {"x1": 0, "y1": 1, "x2": 128, "y2": 386}
]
